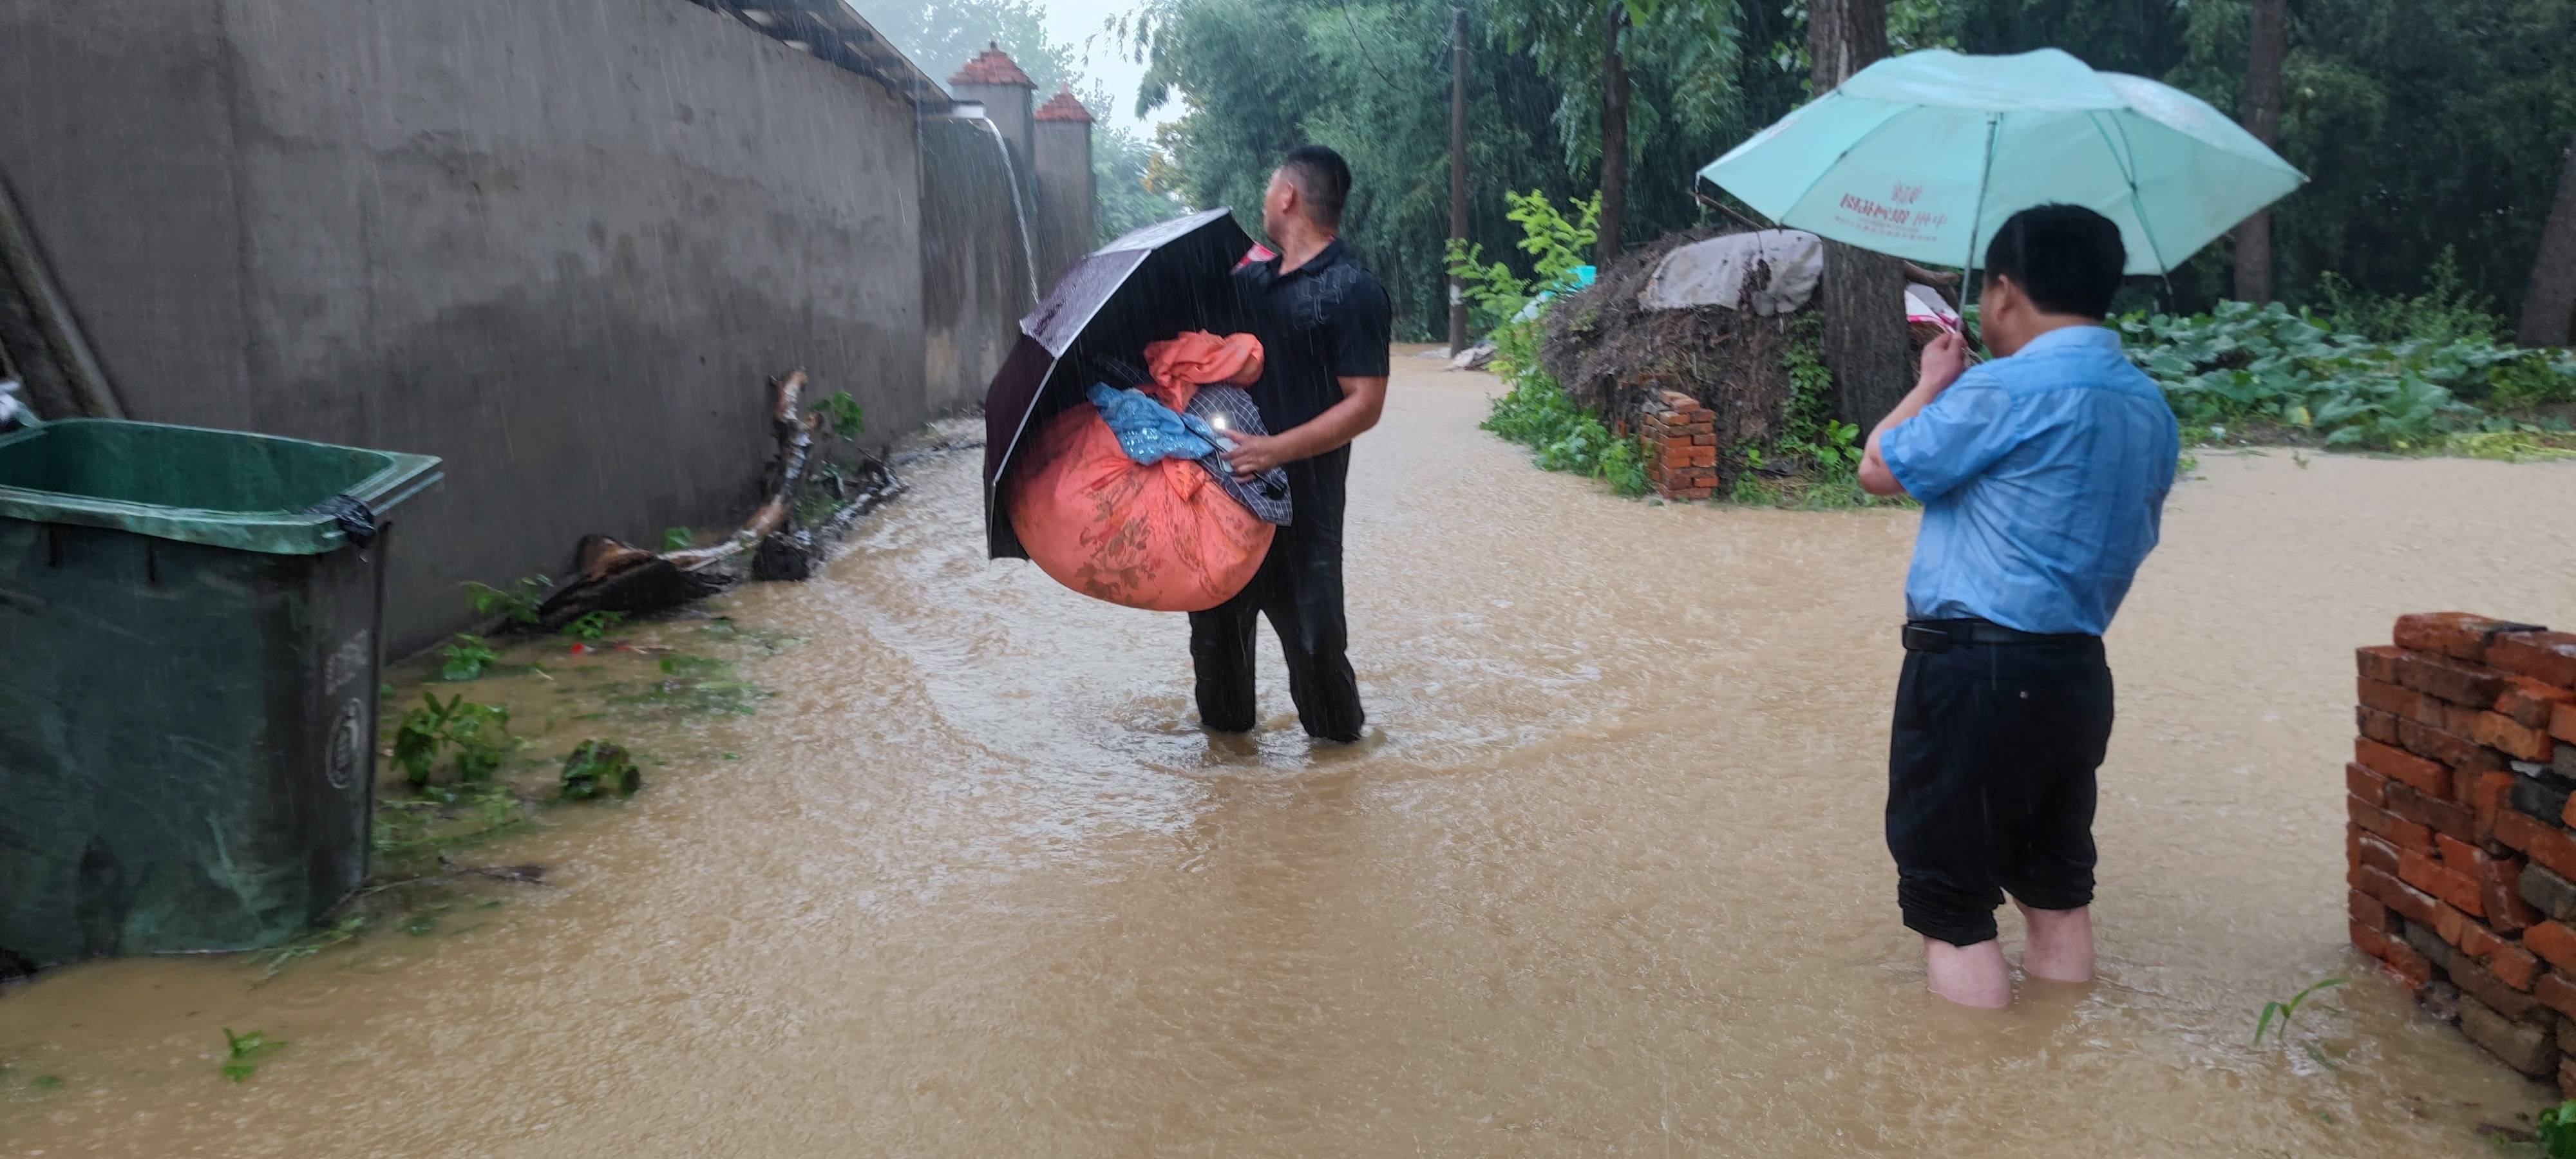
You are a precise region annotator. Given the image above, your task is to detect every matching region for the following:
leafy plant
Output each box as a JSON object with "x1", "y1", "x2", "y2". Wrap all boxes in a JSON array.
[
  {"x1": 253, "y1": 912, "x2": 368, "y2": 977},
  {"x1": 392, "y1": 693, "x2": 513, "y2": 789},
  {"x1": 2315, "y1": 249, "x2": 2503, "y2": 346},
  {"x1": 560, "y1": 610, "x2": 626, "y2": 644},
  {"x1": 2121, "y1": 301, "x2": 2576, "y2": 451},
  {"x1": 439, "y1": 634, "x2": 500, "y2": 682},
  {"x1": 463, "y1": 576, "x2": 553, "y2": 626},
  {"x1": 220, "y1": 1028, "x2": 285, "y2": 1082},
  {"x1": 660, "y1": 526, "x2": 694, "y2": 552},
  {"x1": 815, "y1": 390, "x2": 866, "y2": 442},
  {"x1": 558, "y1": 740, "x2": 643, "y2": 801},
  {"x1": 1444, "y1": 190, "x2": 1600, "y2": 333},
  {"x1": 2537, "y1": 1100, "x2": 2576, "y2": 1158},
  {"x1": 2252, "y1": 975, "x2": 2349, "y2": 1072}
]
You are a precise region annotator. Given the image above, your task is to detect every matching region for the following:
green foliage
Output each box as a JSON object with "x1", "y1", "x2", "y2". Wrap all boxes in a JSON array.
[
  {"x1": 660, "y1": 526, "x2": 694, "y2": 552},
  {"x1": 2164, "y1": 0, "x2": 2576, "y2": 318},
  {"x1": 601, "y1": 654, "x2": 770, "y2": 719},
  {"x1": 560, "y1": 610, "x2": 627, "y2": 644},
  {"x1": 2315, "y1": 249, "x2": 2506, "y2": 346},
  {"x1": 2539, "y1": 1100, "x2": 2576, "y2": 1159},
  {"x1": 1445, "y1": 189, "x2": 1602, "y2": 331},
  {"x1": 2121, "y1": 301, "x2": 2576, "y2": 451},
  {"x1": 220, "y1": 1028, "x2": 285, "y2": 1083},
  {"x1": 463, "y1": 576, "x2": 551, "y2": 626},
  {"x1": 874, "y1": 0, "x2": 1078, "y2": 93},
  {"x1": 558, "y1": 740, "x2": 643, "y2": 802},
  {"x1": 393, "y1": 693, "x2": 514, "y2": 789},
  {"x1": 813, "y1": 391, "x2": 865, "y2": 442},
  {"x1": 1094, "y1": 122, "x2": 1186, "y2": 246},
  {"x1": 1128, "y1": 0, "x2": 1739, "y2": 341},
  {"x1": 1479, "y1": 334, "x2": 1646, "y2": 493},
  {"x1": 252, "y1": 912, "x2": 369, "y2": 977},
  {"x1": 439, "y1": 634, "x2": 500, "y2": 682},
  {"x1": 2252, "y1": 976, "x2": 2346, "y2": 1046},
  {"x1": 1483, "y1": 0, "x2": 1747, "y2": 177},
  {"x1": 1772, "y1": 315, "x2": 1864, "y2": 478}
]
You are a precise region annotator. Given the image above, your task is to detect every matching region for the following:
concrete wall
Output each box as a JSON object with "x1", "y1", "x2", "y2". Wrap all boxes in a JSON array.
[
  {"x1": 1032, "y1": 119, "x2": 1097, "y2": 292},
  {"x1": 951, "y1": 80, "x2": 1034, "y2": 200},
  {"x1": 0, "y1": 0, "x2": 932, "y2": 654},
  {"x1": 921, "y1": 118, "x2": 1036, "y2": 415}
]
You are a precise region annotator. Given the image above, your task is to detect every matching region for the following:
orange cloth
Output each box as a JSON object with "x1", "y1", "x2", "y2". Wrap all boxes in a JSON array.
[{"x1": 1007, "y1": 332, "x2": 1274, "y2": 612}]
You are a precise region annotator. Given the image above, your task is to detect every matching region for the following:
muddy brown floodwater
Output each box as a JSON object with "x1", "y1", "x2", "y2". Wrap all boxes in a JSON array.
[{"x1": 8, "y1": 348, "x2": 2576, "y2": 1157}]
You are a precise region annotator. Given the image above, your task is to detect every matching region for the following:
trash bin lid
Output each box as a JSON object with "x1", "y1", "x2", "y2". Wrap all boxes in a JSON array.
[{"x1": 0, "y1": 419, "x2": 442, "y2": 554}]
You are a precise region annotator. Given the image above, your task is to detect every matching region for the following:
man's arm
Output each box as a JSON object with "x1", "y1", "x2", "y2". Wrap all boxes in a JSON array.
[
  {"x1": 1222, "y1": 375, "x2": 1386, "y2": 478},
  {"x1": 1858, "y1": 332, "x2": 1969, "y2": 497}
]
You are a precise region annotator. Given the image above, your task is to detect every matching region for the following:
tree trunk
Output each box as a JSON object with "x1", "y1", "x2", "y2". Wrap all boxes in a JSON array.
[
  {"x1": 1595, "y1": 2, "x2": 1629, "y2": 268},
  {"x1": 2232, "y1": 0, "x2": 2286, "y2": 303},
  {"x1": 2519, "y1": 132, "x2": 2576, "y2": 348},
  {"x1": 1808, "y1": 0, "x2": 1910, "y2": 429}
]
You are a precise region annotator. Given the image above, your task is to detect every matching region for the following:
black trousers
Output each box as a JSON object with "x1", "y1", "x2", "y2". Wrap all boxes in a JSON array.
[
  {"x1": 1886, "y1": 624, "x2": 2115, "y2": 947},
  {"x1": 1187, "y1": 465, "x2": 1362, "y2": 742}
]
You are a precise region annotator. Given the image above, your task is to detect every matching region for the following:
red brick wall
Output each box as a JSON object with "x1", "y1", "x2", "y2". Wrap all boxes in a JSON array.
[
  {"x1": 1639, "y1": 390, "x2": 1717, "y2": 500},
  {"x1": 2349, "y1": 614, "x2": 2576, "y2": 1090}
]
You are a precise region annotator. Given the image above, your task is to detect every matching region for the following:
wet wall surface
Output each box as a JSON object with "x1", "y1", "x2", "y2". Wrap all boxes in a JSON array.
[{"x1": 0, "y1": 0, "x2": 948, "y2": 654}]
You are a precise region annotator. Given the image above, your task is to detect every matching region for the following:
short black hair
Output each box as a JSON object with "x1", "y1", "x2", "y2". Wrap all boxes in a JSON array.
[
  {"x1": 1278, "y1": 145, "x2": 1352, "y2": 229},
  {"x1": 1983, "y1": 204, "x2": 2125, "y2": 319}
]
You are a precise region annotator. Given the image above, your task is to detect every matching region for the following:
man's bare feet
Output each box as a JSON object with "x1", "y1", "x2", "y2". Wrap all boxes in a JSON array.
[
  {"x1": 2016, "y1": 901, "x2": 2096, "y2": 983},
  {"x1": 1924, "y1": 938, "x2": 2012, "y2": 1008}
]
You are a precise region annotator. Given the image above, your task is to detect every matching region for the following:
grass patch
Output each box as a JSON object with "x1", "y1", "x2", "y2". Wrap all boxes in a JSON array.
[{"x1": 219, "y1": 1028, "x2": 285, "y2": 1082}]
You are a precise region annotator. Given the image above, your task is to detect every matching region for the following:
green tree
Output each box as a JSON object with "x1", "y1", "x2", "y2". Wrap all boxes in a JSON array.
[
  {"x1": 2164, "y1": 0, "x2": 2576, "y2": 319},
  {"x1": 877, "y1": 0, "x2": 1080, "y2": 90},
  {"x1": 1481, "y1": 0, "x2": 1745, "y2": 262},
  {"x1": 1094, "y1": 120, "x2": 1185, "y2": 245}
]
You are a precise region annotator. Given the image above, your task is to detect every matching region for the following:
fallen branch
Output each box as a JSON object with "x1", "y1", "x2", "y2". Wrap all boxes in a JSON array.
[{"x1": 533, "y1": 372, "x2": 819, "y2": 631}]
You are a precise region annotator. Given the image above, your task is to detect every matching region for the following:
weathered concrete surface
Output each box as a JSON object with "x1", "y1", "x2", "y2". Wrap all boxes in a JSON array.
[
  {"x1": 0, "y1": 0, "x2": 930, "y2": 653},
  {"x1": 1032, "y1": 116, "x2": 1097, "y2": 292},
  {"x1": 921, "y1": 118, "x2": 1036, "y2": 416}
]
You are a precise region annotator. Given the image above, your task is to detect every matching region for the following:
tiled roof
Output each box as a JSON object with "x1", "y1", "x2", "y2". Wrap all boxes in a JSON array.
[
  {"x1": 950, "y1": 42, "x2": 1035, "y2": 87},
  {"x1": 1035, "y1": 86, "x2": 1094, "y2": 123}
]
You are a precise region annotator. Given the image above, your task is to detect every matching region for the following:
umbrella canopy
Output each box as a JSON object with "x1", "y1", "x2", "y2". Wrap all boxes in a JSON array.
[
  {"x1": 1701, "y1": 48, "x2": 2303, "y2": 276},
  {"x1": 983, "y1": 207, "x2": 1256, "y2": 560}
]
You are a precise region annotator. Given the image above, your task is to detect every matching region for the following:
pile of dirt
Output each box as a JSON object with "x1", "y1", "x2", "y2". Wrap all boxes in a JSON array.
[{"x1": 1538, "y1": 229, "x2": 1801, "y2": 453}]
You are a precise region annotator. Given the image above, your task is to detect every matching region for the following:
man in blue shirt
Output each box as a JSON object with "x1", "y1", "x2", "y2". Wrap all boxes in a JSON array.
[{"x1": 1857, "y1": 204, "x2": 2179, "y2": 1008}]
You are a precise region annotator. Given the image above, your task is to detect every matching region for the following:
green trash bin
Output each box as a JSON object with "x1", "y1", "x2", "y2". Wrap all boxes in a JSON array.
[{"x1": 0, "y1": 419, "x2": 442, "y2": 972}]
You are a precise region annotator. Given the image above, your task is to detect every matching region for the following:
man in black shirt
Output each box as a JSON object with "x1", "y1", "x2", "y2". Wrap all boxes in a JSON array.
[{"x1": 1192, "y1": 145, "x2": 1392, "y2": 743}]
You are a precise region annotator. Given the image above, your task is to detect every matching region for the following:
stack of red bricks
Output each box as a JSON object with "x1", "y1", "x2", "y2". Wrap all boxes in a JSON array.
[
  {"x1": 2349, "y1": 613, "x2": 2576, "y2": 1091},
  {"x1": 1639, "y1": 390, "x2": 1716, "y2": 500}
]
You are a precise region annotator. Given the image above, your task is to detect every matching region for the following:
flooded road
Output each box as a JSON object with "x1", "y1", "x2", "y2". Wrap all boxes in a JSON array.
[{"x1": 9, "y1": 350, "x2": 2576, "y2": 1156}]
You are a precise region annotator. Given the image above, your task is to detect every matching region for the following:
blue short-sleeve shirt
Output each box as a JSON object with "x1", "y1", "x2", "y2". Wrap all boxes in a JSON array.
[{"x1": 1877, "y1": 325, "x2": 2179, "y2": 636}]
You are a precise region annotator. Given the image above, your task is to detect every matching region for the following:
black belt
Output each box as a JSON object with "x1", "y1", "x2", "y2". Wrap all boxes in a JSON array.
[{"x1": 1902, "y1": 618, "x2": 2099, "y2": 654}]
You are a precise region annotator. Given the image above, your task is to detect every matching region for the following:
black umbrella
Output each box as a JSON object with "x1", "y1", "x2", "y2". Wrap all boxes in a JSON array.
[{"x1": 983, "y1": 207, "x2": 1256, "y2": 560}]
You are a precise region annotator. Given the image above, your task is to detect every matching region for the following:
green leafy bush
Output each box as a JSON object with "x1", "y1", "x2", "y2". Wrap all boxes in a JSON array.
[
  {"x1": 463, "y1": 576, "x2": 552, "y2": 626},
  {"x1": 392, "y1": 692, "x2": 513, "y2": 789},
  {"x1": 558, "y1": 740, "x2": 642, "y2": 801},
  {"x1": 2121, "y1": 301, "x2": 2576, "y2": 451},
  {"x1": 560, "y1": 610, "x2": 626, "y2": 643},
  {"x1": 2313, "y1": 249, "x2": 2505, "y2": 345},
  {"x1": 439, "y1": 634, "x2": 500, "y2": 682}
]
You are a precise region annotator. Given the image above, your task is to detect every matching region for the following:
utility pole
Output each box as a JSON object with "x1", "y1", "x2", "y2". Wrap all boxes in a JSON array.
[{"x1": 1447, "y1": 5, "x2": 1469, "y2": 354}]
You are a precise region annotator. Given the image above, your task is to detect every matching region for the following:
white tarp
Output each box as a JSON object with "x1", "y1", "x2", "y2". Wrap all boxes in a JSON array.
[{"x1": 1638, "y1": 230, "x2": 1824, "y2": 315}]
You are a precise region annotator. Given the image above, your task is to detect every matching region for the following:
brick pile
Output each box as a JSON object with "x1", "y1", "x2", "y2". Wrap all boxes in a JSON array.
[
  {"x1": 1638, "y1": 390, "x2": 1716, "y2": 500},
  {"x1": 2348, "y1": 613, "x2": 2576, "y2": 1091}
]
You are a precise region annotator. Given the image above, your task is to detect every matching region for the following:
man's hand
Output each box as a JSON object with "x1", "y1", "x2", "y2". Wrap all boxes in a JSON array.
[
  {"x1": 1224, "y1": 431, "x2": 1289, "y2": 480},
  {"x1": 1918, "y1": 332, "x2": 1969, "y2": 395},
  {"x1": 1860, "y1": 331, "x2": 1976, "y2": 498}
]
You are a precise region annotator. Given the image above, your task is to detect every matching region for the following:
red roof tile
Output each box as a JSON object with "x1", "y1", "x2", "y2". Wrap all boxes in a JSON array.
[
  {"x1": 1035, "y1": 86, "x2": 1094, "y2": 123},
  {"x1": 949, "y1": 42, "x2": 1035, "y2": 88}
]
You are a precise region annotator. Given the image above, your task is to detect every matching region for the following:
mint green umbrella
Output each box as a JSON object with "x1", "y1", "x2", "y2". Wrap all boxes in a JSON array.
[{"x1": 1701, "y1": 48, "x2": 2302, "y2": 276}]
